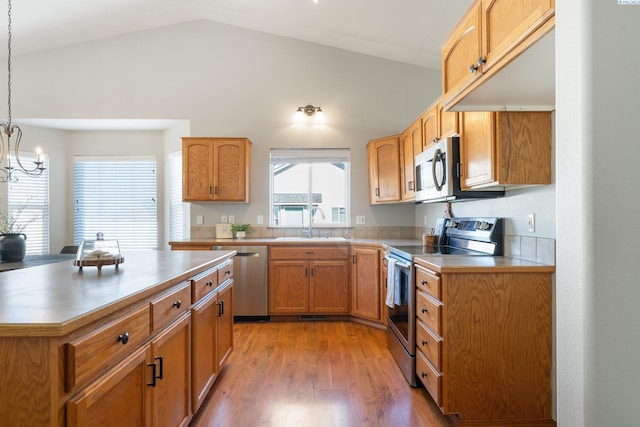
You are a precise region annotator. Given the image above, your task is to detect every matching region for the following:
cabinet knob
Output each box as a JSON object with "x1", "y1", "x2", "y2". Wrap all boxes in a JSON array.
[
  {"x1": 469, "y1": 63, "x2": 479, "y2": 73},
  {"x1": 118, "y1": 331, "x2": 129, "y2": 345},
  {"x1": 421, "y1": 279, "x2": 427, "y2": 286},
  {"x1": 421, "y1": 340, "x2": 428, "y2": 346},
  {"x1": 421, "y1": 372, "x2": 428, "y2": 378},
  {"x1": 206, "y1": 280, "x2": 213, "y2": 287},
  {"x1": 421, "y1": 307, "x2": 428, "y2": 314},
  {"x1": 477, "y1": 56, "x2": 486, "y2": 67},
  {"x1": 225, "y1": 269, "x2": 232, "y2": 275},
  {"x1": 172, "y1": 300, "x2": 181, "y2": 309}
]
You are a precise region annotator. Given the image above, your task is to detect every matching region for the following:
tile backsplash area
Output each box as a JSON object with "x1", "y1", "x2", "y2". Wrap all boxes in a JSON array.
[{"x1": 189, "y1": 225, "x2": 555, "y2": 265}]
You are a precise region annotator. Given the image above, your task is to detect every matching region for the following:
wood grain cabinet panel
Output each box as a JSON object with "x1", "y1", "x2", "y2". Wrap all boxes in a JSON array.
[
  {"x1": 400, "y1": 117, "x2": 422, "y2": 201},
  {"x1": 350, "y1": 246, "x2": 381, "y2": 321},
  {"x1": 150, "y1": 282, "x2": 191, "y2": 333},
  {"x1": 366, "y1": 136, "x2": 402, "y2": 204},
  {"x1": 310, "y1": 261, "x2": 350, "y2": 313},
  {"x1": 459, "y1": 111, "x2": 551, "y2": 190},
  {"x1": 182, "y1": 137, "x2": 251, "y2": 202}
]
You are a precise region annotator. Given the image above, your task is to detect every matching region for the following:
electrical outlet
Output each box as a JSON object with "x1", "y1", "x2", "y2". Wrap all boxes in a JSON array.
[
  {"x1": 424, "y1": 215, "x2": 428, "y2": 226},
  {"x1": 228, "y1": 215, "x2": 235, "y2": 224},
  {"x1": 528, "y1": 213, "x2": 535, "y2": 232},
  {"x1": 356, "y1": 215, "x2": 366, "y2": 225},
  {"x1": 257, "y1": 215, "x2": 264, "y2": 225},
  {"x1": 196, "y1": 215, "x2": 204, "y2": 225},
  {"x1": 221, "y1": 215, "x2": 228, "y2": 223}
]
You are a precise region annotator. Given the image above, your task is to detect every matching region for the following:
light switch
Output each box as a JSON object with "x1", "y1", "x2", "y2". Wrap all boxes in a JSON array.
[
  {"x1": 257, "y1": 215, "x2": 264, "y2": 225},
  {"x1": 229, "y1": 215, "x2": 235, "y2": 224},
  {"x1": 196, "y1": 215, "x2": 204, "y2": 225},
  {"x1": 356, "y1": 215, "x2": 366, "y2": 225}
]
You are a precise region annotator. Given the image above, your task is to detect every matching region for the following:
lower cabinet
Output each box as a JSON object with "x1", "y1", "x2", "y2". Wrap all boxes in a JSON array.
[
  {"x1": 216, "y1": 282, "x2": 234, "y2": 370},
  {"x1": 350, "y1": 246, "x2": 381, "y2": 321},
  {"x1": 67, "y1": 313, "x2": 192, "y2": 427},
  {"x1": 269, "y1": 246, "x2": 350, "y2": 315}
]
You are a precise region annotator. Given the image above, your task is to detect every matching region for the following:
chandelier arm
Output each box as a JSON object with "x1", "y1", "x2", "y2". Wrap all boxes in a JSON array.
[{"x1": 12, "y1": 125, "x2": 44, "y2": 177}]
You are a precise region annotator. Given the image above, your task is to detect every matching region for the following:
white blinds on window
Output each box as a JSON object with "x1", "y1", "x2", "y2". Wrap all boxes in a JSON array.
[
  {"x1": 73, "y1": 156, "x2": 158, "y2": 250},
  {"x1": 168, "y1": 151, "x2": 183, "y2": 241},
  {"x1": 7, "y1": 153, "x2": 50, "y2": 255}
]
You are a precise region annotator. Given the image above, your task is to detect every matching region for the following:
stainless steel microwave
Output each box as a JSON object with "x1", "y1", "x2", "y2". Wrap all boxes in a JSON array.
[{"x1": 415, "y1": 137, "x2": 504, "y2": 203}]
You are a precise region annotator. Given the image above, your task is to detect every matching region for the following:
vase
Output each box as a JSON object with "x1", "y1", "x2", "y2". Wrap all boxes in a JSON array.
[
  {"x1": 0, "y1": 233, "x2": 27, "y2": 262},
  {"x1": 235, "y1": 231, "x2": 246, "y2": 239}
]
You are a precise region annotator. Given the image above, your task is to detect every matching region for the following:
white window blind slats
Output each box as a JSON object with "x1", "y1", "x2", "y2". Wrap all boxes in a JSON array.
[
  {"x1": 7, "y1": 152, "x2": 50, "y2": 255},
  {"x1": 168, "y1": 151, "x2": 183, "y2": 241},
  {"x1": 73, "y1": 157, "x2": 158, "y2": 250}
]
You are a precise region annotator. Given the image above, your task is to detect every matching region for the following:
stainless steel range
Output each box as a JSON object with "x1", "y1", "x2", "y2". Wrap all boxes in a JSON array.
[{"x1": 385, "y1": 217, "x2": 503, "y2": 386}]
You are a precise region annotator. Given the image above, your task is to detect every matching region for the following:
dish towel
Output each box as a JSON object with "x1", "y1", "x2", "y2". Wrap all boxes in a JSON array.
[{"x1": 385, "y1": 257, "x2": 397, "y2": 308}]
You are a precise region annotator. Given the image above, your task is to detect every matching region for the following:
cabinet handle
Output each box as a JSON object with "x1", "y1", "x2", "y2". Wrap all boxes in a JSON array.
[
  {"x1": 220, "y1": 300, "x2": 224, "y2": 316},
  {"x1": 375, "y1": 188, "x2": 379, "y2": 197},
  {"x1": 305, "y1": 267, "x2": 309, "y2": 277},
  {"x1": 408, "y1": 181, "x2": 414, "y2": 191},
  {"x1": 172, "y1": 300, "x2": 181, "y2": 309},
  {"x1": 209, "y1": 186, "x2": 213, "y2": 195},
  {"x1": 305, "y1": 251, "x2": 314, "y2": 255},
  {"x1": 469, "y1": 63, "x2": 479, "y2": 73},
  {"x1": 421, "y1": 307, "x2": 428, "y2": 314},
  {"x1": 206, "y1": 280, "x2": 213, "y2": 287},
  {"x1": 155, "y1": 356, "x2": 164, "y2": 380},
  {"x1": 421, "y1": 279, "x2": 428, "y2": 286},
  {"x1": 225, "y1": 269, "x2": 232, "y2": 275},
  {"x1": 352, "y1": 255, "x2": 356, "y2": 263},
  {"x1": 214, "y1": 186, "x2": 218, "y2": 195},
  {"x1": 147, "y1": 362, "x2": 158, "y2": 387},
  {"x1": 311, "y1": 268, "x2": 314, "y2": 277},
  {"x1": 421, "y1": 340, "x2": 428, "y2": 346},
  {"x1": 477, "y1": 56, "x2": 486, "y2": 67},
  {"x1": 117, "y1": 331, "x2": 129, "y2": 345},
  {"x1": 421, "y1": 372, "x2": 428, "y2": 379}
]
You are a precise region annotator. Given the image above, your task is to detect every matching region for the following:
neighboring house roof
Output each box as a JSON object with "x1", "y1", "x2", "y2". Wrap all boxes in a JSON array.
[{"x1": 273, "y1": 193, "x2": 322, "y2": 205}]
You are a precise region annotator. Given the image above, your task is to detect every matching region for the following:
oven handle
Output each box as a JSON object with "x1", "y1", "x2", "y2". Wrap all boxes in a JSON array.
[{"x1": 384, "y1": 255, "x2": 412, "y2": 269}]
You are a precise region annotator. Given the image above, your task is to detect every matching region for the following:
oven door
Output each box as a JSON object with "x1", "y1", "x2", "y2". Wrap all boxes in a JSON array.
[
  {"x1": 415, "y1": 138, "x2": 453, "y2": 203},
  {"x1": 386, "y1": 255, "x2": 415, "y2": 351}
]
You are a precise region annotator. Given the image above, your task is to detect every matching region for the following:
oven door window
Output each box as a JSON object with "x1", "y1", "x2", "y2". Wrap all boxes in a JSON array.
[{"x1": 388, "y1": 264, "x2": 411, "y2": 343}]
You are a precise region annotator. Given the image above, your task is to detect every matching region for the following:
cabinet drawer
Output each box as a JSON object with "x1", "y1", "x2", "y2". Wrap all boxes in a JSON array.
[
  {"x1": 415, "y1": 266, "x2": 441, "y2": 299},
  {"x1": 218, "y1": 259, "x2": 234, "y2": 284},
  {"x1": 416, "y1": 349, "x2": 442, "y2": 407},
  {"x1": 416, "y1": 290, "x2": 442, "y2": 335},
  {"x1": 150, "y1": 282, "x2": 191, "y2": 333},
  {"x1": 416, "y1": 319, "x2": 443, "y2": 371},
  {"x1": 270, "y1": 246, "x2": 349, "y2": 260},
  {"x1": 192, "y1": 268, "x2": 218, "y2": 303},
  {"x1": 65, "y1": 305, "x2": 150, "y2": 392}
]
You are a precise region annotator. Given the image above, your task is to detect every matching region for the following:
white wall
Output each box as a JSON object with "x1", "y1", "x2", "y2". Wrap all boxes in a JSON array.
[
  {"x1": 557, "y1": 1, "x2": 640, "y2": 426},
  {"x1": 6, "y1": 20, "x2": 440, "y2": 238}
]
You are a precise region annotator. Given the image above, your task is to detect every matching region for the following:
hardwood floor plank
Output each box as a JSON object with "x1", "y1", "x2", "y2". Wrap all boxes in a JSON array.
[{"x1": 190, "y1": 321, "x2": 454, "y2": 427}]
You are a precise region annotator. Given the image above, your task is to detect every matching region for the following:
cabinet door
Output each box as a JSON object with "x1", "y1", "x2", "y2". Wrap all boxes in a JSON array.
[
  {"x1": 182, "y1": 139, "x2": 215, "y2": 202},
  {"x1": 480, "y1": 0, "x2": 555, "y2": 73},
  {"x1": 438, "y1": 102, "x2": 459, "y2": 139},
  {"x1": 421, "y1": 103, "x2": 438, "y2": 147},
  {"x1": 191, "y1": 292, "x2": 218, "y2": 413},
  {"x1": 442, "y1": 1, "x2": 483, "y2": 103},
  {"x1": 269, "y1": 261, "x2": 309, "y2": 314},
  {"x1": 150, "y1": 314, "x2": 192, "y2": 427},
  {"x1": 351, "y1": 247, "x2": 380, "y2": 321},
  {"x1": 67, "y1": 345, "x2": 151, "y2": 427},
  {"x1": 367, "y1": 136, "x2": 402, "y2": 204},
  {"x1": 401, "y1": 118, "x2": 421, "y2": 202},
  {"x1": 309, "y1": 260, "x2": 349, "y2": 313},
  {"x1": 212, "y1": 139, "x2": 249, "y2": 202},
  {"x1": 216, "y1": 282, "x2": 234, "y2": 369},
  {"x1": 459, "y1": 111, "x2": 495, "y2": 189}
]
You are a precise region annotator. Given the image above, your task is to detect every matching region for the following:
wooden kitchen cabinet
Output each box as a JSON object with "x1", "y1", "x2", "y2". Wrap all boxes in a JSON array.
[
  {"x1": 400, "y1": 117, "x2": 422, "y2": 201},
  {"x1": 421, "y1": 98, "x2": 460, "y2": 148},
  {"x1": 215, "y1": 281, "x2": 234, "y2": 370},
  {"x1": 459, "y1": 111, "x2": 551, "y2": 189},
  {"x1": 182, "y1": 137, "x2": 251, "y2": 202},
  {"x1": 366, "y1": 135, "x2": 402, "y2": 204},
  {"x1": 269, "y1": 246, "x2": 350, "y2": 315},
  {"x1": 442, "y1": 0, "x2": 555, "y2": 108},
  {"x1": 350, "y1": 246, "x2": 381, "y2": 322},
  {"x1": 414, "y1": 261, "x2": 553, "y2": 426}
]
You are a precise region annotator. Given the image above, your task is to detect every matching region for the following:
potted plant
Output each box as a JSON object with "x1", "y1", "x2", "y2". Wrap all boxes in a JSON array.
[
  {"x1": 231, "y1": 224, "x2": 251, "y2": 239},
  {"x1": 0, "y1": 202, "x2": 38, "y2": 262}
]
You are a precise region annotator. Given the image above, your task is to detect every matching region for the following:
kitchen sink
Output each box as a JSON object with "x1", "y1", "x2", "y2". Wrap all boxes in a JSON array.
[{"x1": 274, "y1": 236, "x2": 348, "y2": 241}]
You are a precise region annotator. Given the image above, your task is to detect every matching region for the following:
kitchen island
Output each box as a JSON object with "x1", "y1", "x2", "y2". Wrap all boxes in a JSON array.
[{"x1": 0, "y1": 249, "x2": 236, "y2": 427}]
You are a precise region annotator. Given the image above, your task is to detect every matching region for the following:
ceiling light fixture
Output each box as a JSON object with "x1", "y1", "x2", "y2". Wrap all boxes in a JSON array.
[
  {"x1": 295, "y1": 105, "x2": 326, "y2": 124},
  {"x1": 0, "y1": 0, "x2": 45, "y2": 183}
]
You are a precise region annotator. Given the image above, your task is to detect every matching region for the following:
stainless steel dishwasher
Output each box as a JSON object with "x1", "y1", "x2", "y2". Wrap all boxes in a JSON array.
[{"x1": 215, "y1": 245, "x2": 268, "y2": 321}]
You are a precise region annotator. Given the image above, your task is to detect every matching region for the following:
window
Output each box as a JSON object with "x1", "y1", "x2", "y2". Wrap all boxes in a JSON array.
[
  {"x1": 168, "y1": 151, "x2": 184, "y2": 241},
  {"x1": 269, "y1": 148, "x2": 350, "y2": 227},
  {"x1": 74, "y1": 156, "x2": 157, "y2": 250},
  {"x1": 7, "y1": 152, "x2": 49, "y2": 255}
]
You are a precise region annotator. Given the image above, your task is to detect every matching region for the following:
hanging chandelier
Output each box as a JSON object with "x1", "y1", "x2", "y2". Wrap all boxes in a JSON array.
[{"x1": 0, "y1": 0, "x2": 45, "y2": 183}]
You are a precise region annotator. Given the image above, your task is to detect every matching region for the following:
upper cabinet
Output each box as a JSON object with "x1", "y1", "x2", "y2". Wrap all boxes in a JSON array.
[
  {"x1": 459, "y1": 111, "x2": 551, "y2": 190},
  {"x1": 443, "y1": 0, "x2": 555, "y2": 111},
  {"x1": 367, "y1": 136, "x2": 402, "y2": 204},
  {"x1": 400, "y1": 117, "x2": 422, "y2": 202},
  {"x1": 182, "y1": 137, "x2": 251, "y2": 202},
  {"x1": 421, "y1": 98, "x2": 460, "y2": 148}
]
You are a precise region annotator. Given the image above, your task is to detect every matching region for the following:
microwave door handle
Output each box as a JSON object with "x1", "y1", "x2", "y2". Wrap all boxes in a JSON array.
[{"x1": 432, "y1": 148, "x2": 444, "y2": 191}]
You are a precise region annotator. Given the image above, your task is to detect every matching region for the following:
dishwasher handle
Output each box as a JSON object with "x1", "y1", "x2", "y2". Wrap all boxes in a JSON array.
[{"x1": 235, "y1": 252, "x2": 260, "y2": 257}]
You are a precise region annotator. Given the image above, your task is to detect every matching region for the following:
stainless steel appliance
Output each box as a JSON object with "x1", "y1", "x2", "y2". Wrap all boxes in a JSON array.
[
  {"x1": 385, "y1": 217, "x2": 503, "y2": 386},
  {"x1": 415, "y1": 137, "x2": 505, "y2": 203},
  {"x1": 215, "y1": 246, "x2": 269, "y2": 321}
]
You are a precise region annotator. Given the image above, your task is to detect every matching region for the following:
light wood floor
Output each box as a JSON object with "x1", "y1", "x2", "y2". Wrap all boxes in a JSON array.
[{"x1": 190, "y1": 321, "x2": 454, "y2": 427}]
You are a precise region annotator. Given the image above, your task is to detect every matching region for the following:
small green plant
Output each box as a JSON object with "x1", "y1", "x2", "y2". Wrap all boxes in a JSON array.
[{"x1": 231, "y1": 223, "x2": 251, "y2": 234}]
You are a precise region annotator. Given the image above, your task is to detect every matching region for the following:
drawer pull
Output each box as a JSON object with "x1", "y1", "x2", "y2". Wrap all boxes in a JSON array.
[
  {"x1": 421, "y1": 279, "x2": 428, "y2": 286},
  {"x1": 117, "y1": 332, "x2": 129, "y2": 345},
  {"x1": 225, "y1": 269, "x2": 231, "y2": 275},
  {"x1": 172, "y1": 300, "x2": 181, "y2": 309},
  {"x1": 421, "y1": 307, "x2": 428, "y2": 314},
  {"x1": 148, "y1": 362, "x2": 158, "y2": 387},
  {"x1": 206, "y1": 280, "x2": 213, "y2": 287},
  {"x1": 421, "y1": 340, "x2": 428, "y2": 346},
  {"x1": 421, "y1": 372, "x2": 428, "y2": 378},
  {"x1": 155, "y1": 356, "x2": 164, "y2": 380}
]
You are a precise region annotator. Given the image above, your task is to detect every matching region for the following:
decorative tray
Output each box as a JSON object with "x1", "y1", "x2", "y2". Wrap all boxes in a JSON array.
[{"x1": 75, "y1": 233, "x2": 124, "y2": 272}]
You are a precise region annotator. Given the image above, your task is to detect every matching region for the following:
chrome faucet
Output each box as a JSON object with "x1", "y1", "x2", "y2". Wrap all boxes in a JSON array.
[{"x1": 301, "y1": 211, "x2": 313, "y2": 237}]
